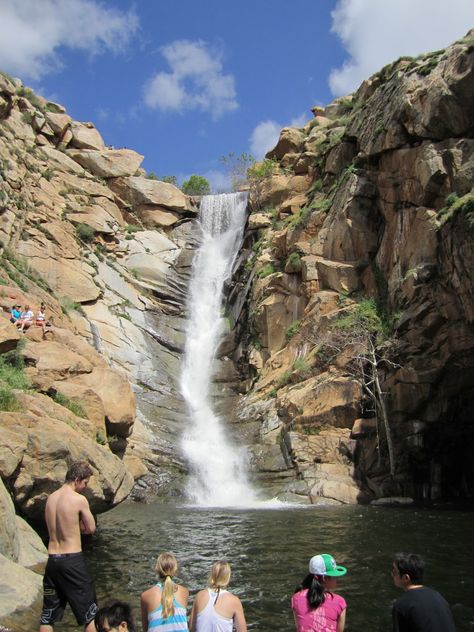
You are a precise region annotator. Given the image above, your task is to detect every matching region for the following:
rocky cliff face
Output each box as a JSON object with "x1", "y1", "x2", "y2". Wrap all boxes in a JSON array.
[
  {"x1": 0, "y1": 68, "x2": 207, "y2": 615},
  {"x1": 0, "y1": 32, "x2": 473, "y2": 579},
  {"x1": 233, "y1": 31, "x2": 474, "y2": 505},
  {"x1": 0, "y1": 28, "x2": 473, "y2": 622}
]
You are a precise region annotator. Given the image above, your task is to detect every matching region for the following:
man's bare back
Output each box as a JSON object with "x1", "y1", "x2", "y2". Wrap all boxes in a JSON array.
[
  {"x1": 45, "y1": 479, "x2": 96, "y2": 554},
  {"x1": 39, "y1": 462, "x2": 98, "y2": 631}
]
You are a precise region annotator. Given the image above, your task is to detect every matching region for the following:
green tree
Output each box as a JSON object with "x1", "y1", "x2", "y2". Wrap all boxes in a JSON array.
[
  {"x1": 181, "y1": 175, "x2": 211, "y2": 196},
  {"x1": 160, "y1": 175, "x2": 178, "y2": 186},
  {"x1": 315, "y1": 298, "x2": 400, "y2": 476},
  {"x1": 219, "y1": 152, "x2": 279, "y2": 207},
  {"x1": 247, "y1": 158, "x2": 279, "y2": 209},
  {"x1": 75, "y1": 223, "x2": 95, "y2": 243},
  {"x1": 219, "y1": 152, "x2": 256, "y2": 191}
]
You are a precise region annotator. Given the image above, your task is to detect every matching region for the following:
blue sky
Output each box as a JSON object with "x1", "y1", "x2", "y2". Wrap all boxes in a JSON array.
[{"x1": 1, "y1": 0, "x2": 474, "y2": 190}]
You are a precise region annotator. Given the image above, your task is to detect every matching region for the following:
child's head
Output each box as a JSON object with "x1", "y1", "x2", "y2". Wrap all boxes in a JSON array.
[
  {"x1": 155, "y1": 552, "x2": 178, "y2": 579},
  {"x1": 309, "y1": 554, "x2": 347, "y2": 578},
  {"x1": 392, "y1": 553, "x2": 425, "y2": 585},
  {"x1": 95, "y1": 601, "x2": 135, "y2": 632},
  {"x1": 209, "y1": 560, "x2": 231, "y2": 589}
]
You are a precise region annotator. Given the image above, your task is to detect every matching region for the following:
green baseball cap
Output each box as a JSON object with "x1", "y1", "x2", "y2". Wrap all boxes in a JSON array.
[{"x1": 309, "y1": 553, "x2": 347, "y2": 577}]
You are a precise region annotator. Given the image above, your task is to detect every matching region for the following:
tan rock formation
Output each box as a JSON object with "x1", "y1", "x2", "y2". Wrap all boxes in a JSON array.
[
  {"x1": 0, "y1": 477, "x2": 47, "y2": 619},
  {"x1": 0, "y1": 477, "x2": 18, "y2": 561},
  {"x1": 0, "y1": 318, "x2": 21, "y2": 353},
  {"x1": 139, "y1": 206, "x2": 182, "y2": 227},
  {"x1": 23, "y1": 339, "x2": 94, "y2": 383},
  {"x1": 236, "y1": 32, "x2": 474, "y2": 503},
  {"x1": 0, "y1": 410, "x2": 134, "y2": 518},
  {"x1": 109, "y1": 176, "x2": 194, "y2": 213},
  {"x1": 67, "y1": 367, "x2": 135, "y2": 437},
  {"x1": 248, "y1": 213, "x2": 272, "y2": 230},
  {"x1": 16, "y1": 515, "x2": 48, "y2": 569},
  {"x1": 44, "y1": 111, "x2": 72, "y2": 137},
  {"x1": 70, "y1": 121, "x2": 105, "y2": 150},
  {"x1": 0, "y1": 553, "x2": 43, "y2": 620},
  {"x1": 67, "y1": 148, "x2": 144, "y2": 178},
  {"x1": 51, "y1": 380, "x2": 107, "y2": 436}
]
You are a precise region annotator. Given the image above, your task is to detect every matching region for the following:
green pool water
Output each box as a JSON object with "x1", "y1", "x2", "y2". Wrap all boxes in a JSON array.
[{"x1": 9, "y1": 502, "x2": 473, "y2": 631}]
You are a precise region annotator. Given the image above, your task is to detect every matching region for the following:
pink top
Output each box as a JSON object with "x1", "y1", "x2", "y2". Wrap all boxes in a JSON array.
[{"x1": 291, "y1": 590, "x2": 346, "y2": 632}]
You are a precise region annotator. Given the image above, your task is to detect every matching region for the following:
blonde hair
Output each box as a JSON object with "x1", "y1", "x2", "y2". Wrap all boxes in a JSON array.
[
  {"x1": 155, "y1": 552, "x2": 178, "y2": 619},
  {"x1": 209, "y1": 560, "x2": 231, "y2": 590}
]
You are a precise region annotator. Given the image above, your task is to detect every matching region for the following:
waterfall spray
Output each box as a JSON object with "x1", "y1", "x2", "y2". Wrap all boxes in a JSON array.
[{"x1": 180, "y1": 192, "x2": 256, "y2": 506}]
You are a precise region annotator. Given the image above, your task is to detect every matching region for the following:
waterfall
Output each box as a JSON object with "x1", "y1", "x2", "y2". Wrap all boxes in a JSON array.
[{"x1": 180, "y1": 192, "x2": 256, "y2": 507}]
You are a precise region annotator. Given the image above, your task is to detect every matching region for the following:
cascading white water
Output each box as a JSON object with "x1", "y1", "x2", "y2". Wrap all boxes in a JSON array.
[{"x1": 180, "y1": 192, "x2": 256, "y2": 506}]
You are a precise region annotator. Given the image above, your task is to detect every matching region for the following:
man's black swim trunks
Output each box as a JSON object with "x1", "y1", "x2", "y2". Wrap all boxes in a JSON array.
[{"x1": 40, "y1": 552, "x2": 98, "y2": 625}]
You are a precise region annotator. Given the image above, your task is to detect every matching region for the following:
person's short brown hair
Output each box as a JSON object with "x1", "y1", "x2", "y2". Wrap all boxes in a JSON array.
[
  {"x1": 65, "y1": 461, "x2": 93, "y2": 483},
  {"x1": 393, "y1": 553, "x2": 425, "y2": 584}
]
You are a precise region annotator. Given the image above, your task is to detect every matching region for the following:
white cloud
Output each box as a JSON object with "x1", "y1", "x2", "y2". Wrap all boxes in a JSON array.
[
  {"x1": 0, "y1": 0, "x2": 138, "y2": 80},
  {"x1": 329, "y1": 0, "x2": 474, "y2": 96},
  {"x1": 145, "y1": 73, "x2": 185, "y2": 111},
  {"x1": 143, "y1": 40, "x2": 238, "y2": 119},
  {"x1": 289, "y1": 113, "x2": 309, "y2": 129},
  {"x1": 249, "y1": 120, "x2": 281, "y2": 160},
  {"x1": 249, "y1": 112, "x2": 309, "y2": 159},
  {"x1": 202, "y1": 170, "x2": 231, "y2": 193}
]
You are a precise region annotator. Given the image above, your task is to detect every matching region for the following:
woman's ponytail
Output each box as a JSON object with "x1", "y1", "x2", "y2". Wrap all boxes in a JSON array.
[
  {"x1": 295, "y1": 573, "x2": 326, "y2": 610},
  {"x1": 307, "y1": 575, "x2": 326, "y2": 609},
  {"x1": 162, "y1": 575, "x2": 175, "y2": 619},
  {"x1": 155, "y1": 553, "x2": 179, "y2": 619}
]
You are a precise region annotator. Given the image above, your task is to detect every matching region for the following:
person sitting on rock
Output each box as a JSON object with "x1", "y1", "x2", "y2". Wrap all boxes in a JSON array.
[
  {"x1": 141, "y1": 552, "x2": 189, "y2": 631},
  {"x1": 9, "y1": 303, "x2": 21, "y2": 324},
  {"x1": 35, "y1": 302, "x2": 48, "y2": 330},
  {"x1": 189, "y1": 560, "x2": 247, "y2": 632},
  {"x1": 292, "y1": 553, "x2": 347, "y2": 632},
  {"x1": 16, "y1": 304, "x2": 34, "y2": 332}
]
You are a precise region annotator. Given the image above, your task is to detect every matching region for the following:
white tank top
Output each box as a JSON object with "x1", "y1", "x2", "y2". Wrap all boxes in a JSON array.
[{"x1": 195, "y1": 589, "x2": 233, "y2": 632}]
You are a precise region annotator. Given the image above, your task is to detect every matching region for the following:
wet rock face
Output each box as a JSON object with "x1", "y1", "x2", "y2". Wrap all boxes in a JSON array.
[{"x1": 233, "y1": 31, "x2": 474, "y2": 504}]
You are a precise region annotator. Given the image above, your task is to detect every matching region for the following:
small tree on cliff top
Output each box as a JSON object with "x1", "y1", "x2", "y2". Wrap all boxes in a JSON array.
[
  {"x1": 182, "y1": 175, "x2": 211, "y2": 196},
  {"x1": 219, "y1": 152, "x2": 279, "y2": 207},
  {"x1": 247, "y1": 158, "x2": 280, "y2": 208},
  {"x1": 219, "y1": 152, "x2": 255, "y2": 191},
  {"x1": 316, "y1": 298, "x2": 400, "y2": 477},
  {"x1": 160, "y1": 175, "x2": 178, "y2": 186}
]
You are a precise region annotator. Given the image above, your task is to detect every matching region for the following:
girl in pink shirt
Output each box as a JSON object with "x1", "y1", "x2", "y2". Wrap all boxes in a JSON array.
[{"x1": 291, "y1": 553, "x2": 347, "y2": 632}]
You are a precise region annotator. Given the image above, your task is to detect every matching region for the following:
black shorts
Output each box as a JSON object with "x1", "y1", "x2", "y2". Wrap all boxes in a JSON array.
[{"x1": 40, "y1": 552, "x2": 98, "y2": 626}]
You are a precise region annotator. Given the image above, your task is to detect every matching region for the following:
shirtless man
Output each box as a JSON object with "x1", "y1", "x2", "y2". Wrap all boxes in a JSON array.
[{"x1": 39, "y1": 461, "x2": 98, "y2": 632}]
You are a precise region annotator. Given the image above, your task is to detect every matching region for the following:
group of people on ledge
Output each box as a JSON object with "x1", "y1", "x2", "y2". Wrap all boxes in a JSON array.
[
  {"x1": 9, "y1": 301, "x2": 49, "y2": 332},
  {"x1": 33, "y1": 461, "x2": 457, "y2": 632}
]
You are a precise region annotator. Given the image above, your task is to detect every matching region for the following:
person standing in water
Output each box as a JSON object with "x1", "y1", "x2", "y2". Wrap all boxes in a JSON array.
[
  {"x1": 292, "y1": 553, "x2": 347, "y2": 632},
  {"x1": 189, "y1": 560, "x2": 247, "y2": 632},
  {"x1": 140, "y1": 552, "x2": 189, "y2": 631},
  {"x1": 39, "y1": 461, "x2": 98, "y2": 632}
]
